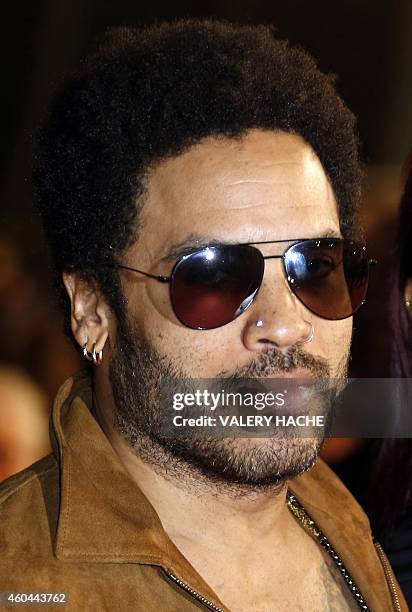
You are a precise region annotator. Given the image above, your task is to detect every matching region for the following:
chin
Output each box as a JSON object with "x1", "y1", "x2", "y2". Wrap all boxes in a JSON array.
[{"x1": 161, "y1": 435, "x2": 322, "y2": 487}]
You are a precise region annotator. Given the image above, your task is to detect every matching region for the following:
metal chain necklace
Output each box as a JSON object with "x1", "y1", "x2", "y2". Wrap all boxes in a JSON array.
[
  {"x1": 287, "y1": 491, "x2": 370, "y2": 611},
  {"x1": 167, "y1": 491, "x2": 374, "y2": 611}
]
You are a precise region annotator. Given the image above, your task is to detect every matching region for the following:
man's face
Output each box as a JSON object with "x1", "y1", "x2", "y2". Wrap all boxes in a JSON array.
[{"x1": 107, "y1": 129, "x2": 352, "y2": 488}]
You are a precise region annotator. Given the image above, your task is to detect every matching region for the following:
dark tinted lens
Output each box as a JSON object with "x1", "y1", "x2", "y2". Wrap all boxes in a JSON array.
[
  {"x1": 170, "y1": 245, "x2": 264, "y2": 329},
  {"x1": 284, "y1": 239, "x2": 370, "y2": 320}
]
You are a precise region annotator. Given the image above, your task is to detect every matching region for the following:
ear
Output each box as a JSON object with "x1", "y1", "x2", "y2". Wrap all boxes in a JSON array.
[{"x1": 63, "y1": 273, "x2": 110, "y2": 354}]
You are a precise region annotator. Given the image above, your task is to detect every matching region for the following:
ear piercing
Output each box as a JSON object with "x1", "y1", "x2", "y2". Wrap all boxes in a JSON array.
[
  {"x1": 301, "y1": 321, "x2": 314, "y2": 344},
  {"x1": 83, "y1": 341, "x2": 103, "y2": 365}
]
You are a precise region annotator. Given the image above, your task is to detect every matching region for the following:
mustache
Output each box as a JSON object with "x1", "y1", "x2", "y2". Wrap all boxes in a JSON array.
[{"x1": 218, "y1": 345, "x2": 330, "y2": 379}]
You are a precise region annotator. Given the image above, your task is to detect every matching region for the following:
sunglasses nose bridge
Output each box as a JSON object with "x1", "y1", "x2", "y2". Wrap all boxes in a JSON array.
[
  {"x1": 242, "y1": 257, "x2": 313, "y2": 350},
  {"x1": 261, "y1": 254, "x2": 295, "y2": 299}
]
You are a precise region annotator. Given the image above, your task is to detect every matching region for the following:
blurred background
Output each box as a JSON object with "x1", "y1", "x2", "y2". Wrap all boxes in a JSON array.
[{"x1": 0, "y1": 0, "x2": 411, "y2": 480}]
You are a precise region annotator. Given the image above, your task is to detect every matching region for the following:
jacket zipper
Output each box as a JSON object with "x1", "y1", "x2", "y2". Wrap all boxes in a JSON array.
[
  {"x1": 374, "y1": 542, "x2": 402, "y2": 612},
  {"x1": 164, "y1": 570, "x2": 225, "y2": 611}
]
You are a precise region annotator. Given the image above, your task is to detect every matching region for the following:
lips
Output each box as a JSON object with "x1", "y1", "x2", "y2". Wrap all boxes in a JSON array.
[{"x1": 231, "y1": 375, "x2": 328, "y2": 421}]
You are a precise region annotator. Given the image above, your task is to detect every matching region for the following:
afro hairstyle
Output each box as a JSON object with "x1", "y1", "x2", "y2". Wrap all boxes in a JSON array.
[{"x1": 34, "y1": 19, "x2": 362, "y2": 326}]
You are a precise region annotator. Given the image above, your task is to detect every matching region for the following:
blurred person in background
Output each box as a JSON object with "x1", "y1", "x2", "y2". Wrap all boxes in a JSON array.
[
  {"x1": 0, "y1": 235, "x2": 79, "y2": 481},
  {"x1": 0, "y1": 367, "x2": 50, "y2": 481},
  {"x1": 0, "y1": 235, "x2": 80, "y2": 400},
  {"x1": 366, "y1": 159, "x2": 412, "y2": 606},
  {"x1": 323, "y1": 158, "x2": 412, "y2": 608}
]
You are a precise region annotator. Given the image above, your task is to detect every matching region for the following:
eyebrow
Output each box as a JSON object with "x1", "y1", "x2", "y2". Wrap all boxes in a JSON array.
[{"x1": 160, "y1": 228, "x2": 343, "y2": 261}]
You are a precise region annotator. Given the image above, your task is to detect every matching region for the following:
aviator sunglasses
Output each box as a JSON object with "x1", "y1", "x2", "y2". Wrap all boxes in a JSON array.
[{"x1": 118, "y1": 238, "x2": 375, "y2": 330}]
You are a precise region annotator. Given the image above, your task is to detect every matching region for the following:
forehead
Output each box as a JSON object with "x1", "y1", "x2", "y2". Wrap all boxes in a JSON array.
[{"x1": 138, "y1": 130, "x2": 340, "y2": 259}]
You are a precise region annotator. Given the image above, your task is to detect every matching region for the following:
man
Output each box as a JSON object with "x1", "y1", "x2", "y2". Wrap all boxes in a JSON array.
[{"x1": 0, "y1": 20, "x2": 407, "y2": 611}]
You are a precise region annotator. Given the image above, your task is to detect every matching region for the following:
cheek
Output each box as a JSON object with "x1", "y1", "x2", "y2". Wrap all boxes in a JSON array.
[
  {"x1": 141, "y1": 278, "x2": 173, "y2": 323},
  {"x1": 126, "y1": 280, "x2": 245, "y2": 375},
  {"x1": 122, "y1": 277, "x2": 177, "y2": 335},
  {"x1": 138, "y1": 311, "x2": 245, "y2": 377},
  {"x1": 316, "y1": 319, "x2": 352, "y2": 372},
  {"x1": 150, "y1": 326, "x2": 242, "y2": 376}
]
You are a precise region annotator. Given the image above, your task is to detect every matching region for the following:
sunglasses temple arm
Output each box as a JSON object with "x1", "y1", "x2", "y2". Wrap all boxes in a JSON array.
[{"x1": 118, "y1": 264, "x2": 170, "y2": 283}]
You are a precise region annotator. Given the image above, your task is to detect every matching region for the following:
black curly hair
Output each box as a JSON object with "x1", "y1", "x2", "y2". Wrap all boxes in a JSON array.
[{"x1": 34, "y1": 19, "x2": 362, "y2": 329}]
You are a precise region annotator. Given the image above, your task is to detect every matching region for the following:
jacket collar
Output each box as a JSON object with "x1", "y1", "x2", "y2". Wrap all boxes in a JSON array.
[{"x1": 51, "y1": 370, "x2": 226, "y2": 607}]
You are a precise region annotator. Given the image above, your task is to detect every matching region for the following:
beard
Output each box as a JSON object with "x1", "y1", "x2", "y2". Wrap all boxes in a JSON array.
[{"x1": 109, "y1": 311, "x2": 348, "y2": 496}]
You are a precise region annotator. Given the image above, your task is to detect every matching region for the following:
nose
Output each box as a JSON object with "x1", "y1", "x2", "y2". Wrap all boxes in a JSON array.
[{"x1": 242, "y1": 259, "x2": 314, "y2": 352}]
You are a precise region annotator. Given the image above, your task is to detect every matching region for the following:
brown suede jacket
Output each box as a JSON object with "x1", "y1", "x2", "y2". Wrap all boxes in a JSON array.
[{"x1": 0, "y1": 371, "x2": 408, "y2": 611}]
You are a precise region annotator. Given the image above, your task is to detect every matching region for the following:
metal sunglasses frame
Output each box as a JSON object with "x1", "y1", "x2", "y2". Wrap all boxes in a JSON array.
[{"x1": 117, "y1": 237, "x2": 376, "y2": 326}]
